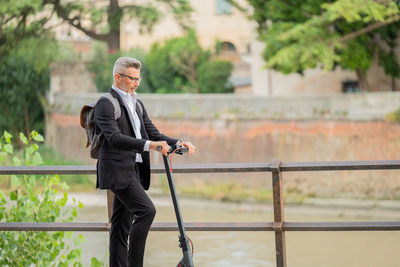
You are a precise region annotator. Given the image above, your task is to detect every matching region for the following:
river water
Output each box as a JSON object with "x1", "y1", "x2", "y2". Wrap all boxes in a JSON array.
[{"x1": 71, "y1": 192, "x2": 400, "y2": 267}]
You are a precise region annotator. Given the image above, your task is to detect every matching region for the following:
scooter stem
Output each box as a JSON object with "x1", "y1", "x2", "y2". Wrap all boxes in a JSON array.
[{"x1": 162, "y1": 154, "x2": 194, "y2": 267}]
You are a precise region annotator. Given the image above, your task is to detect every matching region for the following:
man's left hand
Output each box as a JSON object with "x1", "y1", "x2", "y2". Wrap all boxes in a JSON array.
[{"x1": 179, "y1": 141, "x2": 196, "y2": 155}]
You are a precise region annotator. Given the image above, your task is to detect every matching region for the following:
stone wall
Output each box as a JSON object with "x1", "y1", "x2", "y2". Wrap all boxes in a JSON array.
[
  {"x1": 51, "y1": 91, "x2": 400, "y2": 120},
  {"x1": 49, "y1": 61, "x2": 96, "y2": 104},
  {"x1": 46, "y1": 92, "x2": 400, "y2": 199}
]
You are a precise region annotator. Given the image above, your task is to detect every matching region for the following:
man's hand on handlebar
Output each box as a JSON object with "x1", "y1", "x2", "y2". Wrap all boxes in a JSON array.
[
  {"x1": 150, "y1": 141, "x2": 170, "y2": 156},
  {"x1": 150, "y1": 141, "x2": 196, "y2": 156},
  {"x1": 178, "y1": 141, "x2": 196, "y2": 156}
]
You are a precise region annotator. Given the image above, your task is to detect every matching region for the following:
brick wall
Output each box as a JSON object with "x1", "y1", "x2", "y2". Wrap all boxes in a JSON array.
[{"x1": 46, "y1": 92, "x2": 400, "y2": 199}]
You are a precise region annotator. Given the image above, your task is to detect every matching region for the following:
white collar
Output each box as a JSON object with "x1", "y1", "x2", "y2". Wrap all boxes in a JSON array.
[{"x1": 112, "y1": 85, "x2": 137, "y2": 100}]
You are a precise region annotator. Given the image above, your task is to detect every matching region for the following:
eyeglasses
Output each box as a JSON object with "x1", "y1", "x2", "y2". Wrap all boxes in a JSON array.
[{"x1": 119, "y1": 73, "x2": 142, "y2": 83}]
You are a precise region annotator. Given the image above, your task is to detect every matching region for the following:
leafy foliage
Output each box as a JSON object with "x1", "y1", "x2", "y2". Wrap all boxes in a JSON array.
[
  {"x1": 197, "y1": 60, "x2": 234, "y2": 93},
  {"x1": 145, "y1": 32, "x2": 207, "y2": 93},
  {"x1": 247, "y1": 0, "x2": 400, "y2": 90},
  {"x1": 0, "y1": 0, "x2": 53, "y2": 60},
  {"x1": 0, "y1": 130, "x2": 103, "y2": 266},
  {"x1": 0, "y1": 0, "x2": 192, "y2": 53},
  {"x1": 47, "y1": 0, "x2": 193, "y2": 51},
  {"x1": 0, "y1": 38, "x2": 57, "y2": 140},
  {"x1": 145, "y1": 33, "x2": 234, "y2": 93},
  {"x1": 376, "y1": 22, "x2": 400, "y2": 79}
]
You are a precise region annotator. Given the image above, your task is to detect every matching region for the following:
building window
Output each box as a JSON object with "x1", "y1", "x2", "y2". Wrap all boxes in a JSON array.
[
  {"x1": 216, "y1": 41, "x2": 237, "y2": 53},
  {"x1": 221, "y1": 41, "x2": 236, "y2": 51},
  {"x1": 216, "y1": 0, "x2": 232, "y2": 15},
  {"x1": 342, "y1": 81, "x2": 360, "y2": 93},
  {"x1": 216, "y1": 41, "x2": 239, "y2": 60}
]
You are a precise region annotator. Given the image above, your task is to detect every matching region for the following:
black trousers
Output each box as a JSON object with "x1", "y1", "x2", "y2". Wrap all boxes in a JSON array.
[{"x1": 110, "y1": 165, "x2": 156, "y2": 267}]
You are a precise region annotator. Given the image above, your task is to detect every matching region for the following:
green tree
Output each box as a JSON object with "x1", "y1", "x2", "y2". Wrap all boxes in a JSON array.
[
  {"x1": 46, "y1": 0, "x2": 193, "y2": 51},
  {"x1": 0, "y1": 0, "x2": 54, "y2": 60},
  {"x1": 0, "y1": 38, "x2": 57, "y2": 141},
  {"x1": 146, "y1": 32, "x2": 233, "y2": 93},
  {"x1": 197, "y1": 60, "x2": 234, "y2": 93},
  {"x1": 246, "y1": 0, "x2": 400, "y2": 91},
  {"x1": 0, "y1": 38, "x2": 57, "y2": 140},
  {"x1": 0, "y1": 130, "x2": 96, "y2": 266}
]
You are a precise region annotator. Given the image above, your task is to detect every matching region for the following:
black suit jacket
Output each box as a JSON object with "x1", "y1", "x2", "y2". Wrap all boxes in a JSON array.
[{"x1": 94, "y1": 89, "x2": 179, "y2": 190}]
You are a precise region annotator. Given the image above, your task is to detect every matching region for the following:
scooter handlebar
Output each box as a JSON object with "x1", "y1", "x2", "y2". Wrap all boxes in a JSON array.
[{"x1": 168, "y1": 144, "x2": 188, "y2": 155}]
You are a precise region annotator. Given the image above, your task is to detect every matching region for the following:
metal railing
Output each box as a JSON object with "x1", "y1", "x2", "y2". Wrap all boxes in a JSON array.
[{"x1": 1, "y1": 159, "x2": 400, "y2": 267}]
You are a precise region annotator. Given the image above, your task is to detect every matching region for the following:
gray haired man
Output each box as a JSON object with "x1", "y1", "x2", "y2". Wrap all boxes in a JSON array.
[{"x1": 94, "y1": 57, "x2": 196, "y2": 266}]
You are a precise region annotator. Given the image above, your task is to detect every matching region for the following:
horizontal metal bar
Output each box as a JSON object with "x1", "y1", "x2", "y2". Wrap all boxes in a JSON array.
[
  {"x1": 0, "y1": 165, "x2": 97, "y2": 175},
  {"x1": 152, "y1": 222, "x2": 274, "y2": 231},
  {"x1": 0, "y1": 160, "x2": 399, "y2": 175},
  {"x1": 1, "y1": 221, "x2": 400, "y2": 232},
  {"x1": 0, "y1": 222, "x2": 272, "y2": 232},
  {"x1": 280, "y1": 160, "x2": 400, "y2": 172},
  {"x1": 283, "y1": 221, "x2": 400, "y2": 231},
  {"x1": 0, "y1": 222, "x2": 110, "y2": 232},
  {"x1": 0, "y1": 163, "x2": 272, "y2": 175}
]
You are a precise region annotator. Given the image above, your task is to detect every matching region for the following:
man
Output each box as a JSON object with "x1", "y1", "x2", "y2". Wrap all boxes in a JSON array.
[{"x1": 94, "y1": 57, "x2": 196, "y2": 267}]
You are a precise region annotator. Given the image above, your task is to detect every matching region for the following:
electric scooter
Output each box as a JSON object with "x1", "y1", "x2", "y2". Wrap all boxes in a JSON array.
[{"x1": 161, "y1": 144, "x2": 194, "y2": 267}]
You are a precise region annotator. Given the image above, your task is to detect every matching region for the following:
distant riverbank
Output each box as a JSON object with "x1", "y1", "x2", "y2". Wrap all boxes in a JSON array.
[{"x1": 67, "y1": 189, "x2": 400, "y2": 220}]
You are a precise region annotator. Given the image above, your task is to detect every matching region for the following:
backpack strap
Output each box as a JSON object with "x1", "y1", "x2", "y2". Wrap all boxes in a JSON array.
[
  {"x1": 102, "y1": 92, "x2": 121, "y2": 120},
  {"x1": 137, "y1": 99, "x2": 144, "y2": 116}
]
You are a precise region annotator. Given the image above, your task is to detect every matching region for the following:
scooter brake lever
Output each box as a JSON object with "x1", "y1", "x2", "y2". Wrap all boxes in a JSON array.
[{"x1": 168, "y1": 145, "x2": 188, "y2": 155}]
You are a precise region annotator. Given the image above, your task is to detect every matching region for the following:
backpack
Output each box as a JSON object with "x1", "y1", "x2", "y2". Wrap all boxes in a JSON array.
[
  {"x1": 80, "y1": 93, "x2": 145, "y2": 159},
  {"x1": 80, "y1": 93, "x2": 121, "y2": 159}
]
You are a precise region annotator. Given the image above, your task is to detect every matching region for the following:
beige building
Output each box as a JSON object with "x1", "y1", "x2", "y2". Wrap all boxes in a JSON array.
[{"x1": 121, "y1": 0, "x2": 251, "y2": 54}]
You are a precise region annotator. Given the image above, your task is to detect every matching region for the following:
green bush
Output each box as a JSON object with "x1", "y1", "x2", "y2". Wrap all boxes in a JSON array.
[
  {"x1": 0, "y1": 130, "x2": 102, "y2": 266},
  {"x1": 146, "y1": 32, "x2": 208, "y2": 93},
  {"x1": 0, "y1": 146, "x2": 95, "y2": 191},
  {"x1": 197, "y1": 60, "x2": 234, "y2": 93},
  {"x1": 145, "y1": 41, "x2": 182, "y2": 93},
  {"x1": 146, "y1": 32, "x2": 233, "y2": 93},
  {"x1": 0, "y1": 38, "x2": 56, "y2": 141}
]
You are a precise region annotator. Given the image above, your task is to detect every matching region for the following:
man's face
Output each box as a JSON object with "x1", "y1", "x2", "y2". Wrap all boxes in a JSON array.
[{"x1": 115, "y1": 67, "x2": 141, "y2": 94}]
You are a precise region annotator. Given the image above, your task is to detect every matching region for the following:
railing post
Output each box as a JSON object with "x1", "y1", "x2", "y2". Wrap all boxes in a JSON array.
[
  {"x1": 106, "y1": 189, "x2": 114, "y2": 231},
  {"x1": 271, "y1": 158, "x2": 287, "y2": 267}
]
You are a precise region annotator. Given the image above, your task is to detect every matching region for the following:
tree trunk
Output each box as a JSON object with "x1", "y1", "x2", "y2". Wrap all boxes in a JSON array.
[
  {"x1": 107, "y1": 30, "x2": 120, "y2": 53},
  {"x1": 356, "y1": 69, "x2": 370, "y2": 92},
  {"x1": 107, "y1": 0, "x2": 122, "y2": 53}
]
